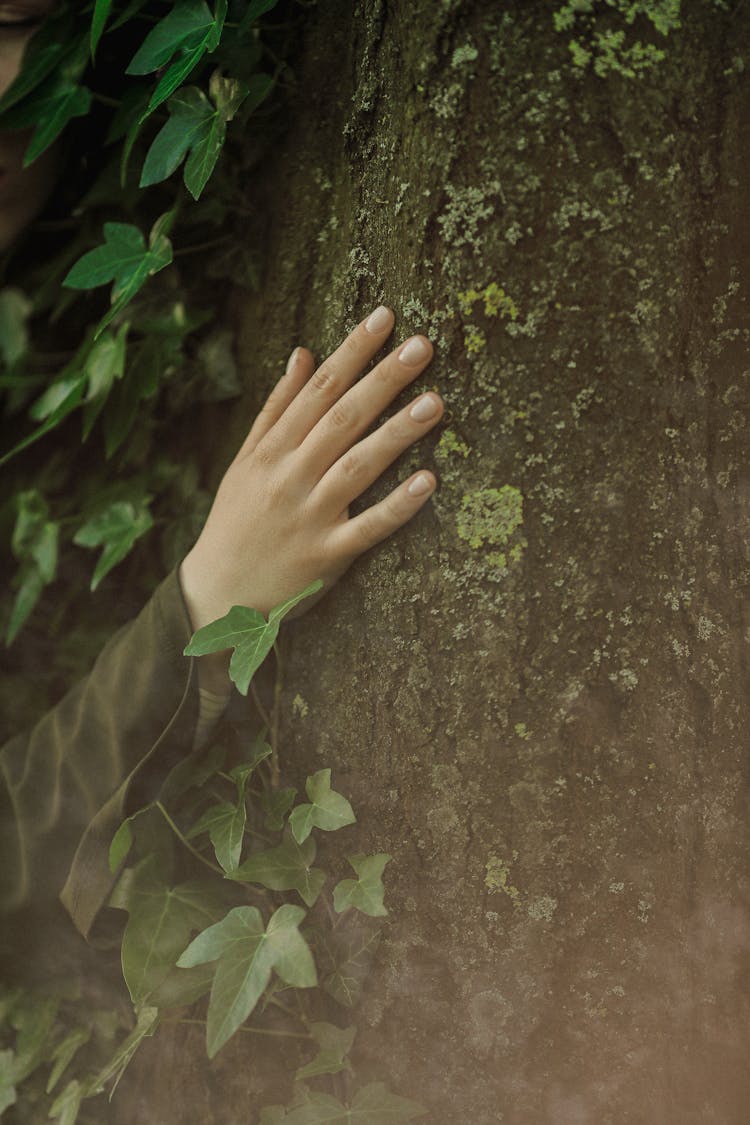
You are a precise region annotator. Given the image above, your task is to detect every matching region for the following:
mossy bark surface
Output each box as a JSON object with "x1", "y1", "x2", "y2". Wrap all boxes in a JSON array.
[{"x1": 116, "y1": 1, "x2": 750, "y2": 1121}]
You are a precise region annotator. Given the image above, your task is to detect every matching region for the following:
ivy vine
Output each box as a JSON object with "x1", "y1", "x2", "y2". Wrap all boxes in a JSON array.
[{"x1": 0, "y1": 2, "x2": 426, "y2": 1121}]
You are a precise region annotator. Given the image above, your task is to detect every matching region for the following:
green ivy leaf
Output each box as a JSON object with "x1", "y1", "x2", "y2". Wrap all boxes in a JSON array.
[
  {"x1": 23, "y1": 81, "x2": 92, "y2": 165},
  {"x1": 117, "y1": 858, "x2": 225, "y2": 1007},
  {"x1": 48, "y1": 1078, "x2": 83, "y2": 1125},
  {"x1": 184, "y1": 579, "x2": 323, "y2": 695},
  {"x1": 288, "y1": 770, "x2": 356, "y2": 846},
  {"x1": 278, "y1": 1083, "x2": 427, "y2": 1124},
  {"x1": 295, "y1": 1021, "x2": 356, "y2": 1082},
  {"x1": 0, "y1": 1049, "x2": 15, "y2": 1115},
  {"x1": 0, "y1": 288, "x2": 32, "y2": 368},
  {"x1": 317, "y1": 916, "x2": 382, "y2": 1009},
  {"x1": 88, "y1": 1006, "x2": 158, "y2": 1097},
  {"x1": 232, "y1": 827, "x2": 326, "y2": 908},
  {"x1": 260, "y1": 786, "x2": 297, "y2": 831},
  {"x1": 62, "y1": 217, "x2": 174, "y2": 338},
  {"x1": 73, "y1": 496, "x2": 154, "y2": 590},
  {"x1": 6, "y1": 491, "x2": 59, "y2": 644},
  {"x1": 177, "y1": 903, "x2": 317, "y2": 1058},
  {"x1": 127, "y1": 0, "x2": 228, "y2": 124},
  {"x1": 188, "y1": 797, "x2": 246, "y2": 874},
  {"x1": 333, "y1": 855, "x2": 390, "y2": 918},
  {"x1": 46, "y1": 1028, "x2": 91, "y2": 1095},
  {"x1": 82, "y1": 321, "x2": 130, "y2": 439},
  {"x1": 0, "y1": 6, "x2": 78, "y2": 116},
  {"x1": 140, "y1": 78, "x2": 248, "y2": 200},
  {"x1": 90, "y1": 0, "x2": 113, "y2": 60}
]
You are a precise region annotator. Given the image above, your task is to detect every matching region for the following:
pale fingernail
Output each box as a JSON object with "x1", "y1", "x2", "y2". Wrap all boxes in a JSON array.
[
  {"x1": 365, "y1": 305, "x2": 392, "y2": 333},
  {"x1": 286, "y1": 346, "x2": 301, "y2": 374},
  {"x1": 408, "y1": 473, "x2": 433, "y2": 497},
  {"x1": 410, "y1": 394, "x2": 439, "y2": 422},
  {"x1": 399, "y1": 336, "x2": 430, "y2": 365}
]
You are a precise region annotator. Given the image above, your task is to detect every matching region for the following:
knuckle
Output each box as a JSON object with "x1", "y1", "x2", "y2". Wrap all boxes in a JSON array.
[
  {"x1": 339, "y1": 450, "x2": 362, "y2": 480},
  {"x1": 311, "y1": 365, "x2": 337, "y2": 397},
  {"x1": 328, "y1": 398, "x2": 355, "y2": 430}
]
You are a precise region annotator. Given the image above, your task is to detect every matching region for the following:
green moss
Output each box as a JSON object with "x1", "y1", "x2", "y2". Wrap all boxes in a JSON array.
[
  {"x1": 457, "y1": 486, "x2": 525, "y2": 570},
  {"x1": 457, "y1": 282, "x2": 519, "y2": 321},
  {"x1": 464, "y1": 325, "x2": 487, "y2": 354}
]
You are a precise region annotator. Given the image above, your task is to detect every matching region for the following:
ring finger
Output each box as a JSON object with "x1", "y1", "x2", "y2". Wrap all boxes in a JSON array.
[
  {"x1": 296, "y1": 334, "x2": 434, "y2": 480},
  {"x1": 312, "y1": 390, "x2": 444, "y2": 516}
]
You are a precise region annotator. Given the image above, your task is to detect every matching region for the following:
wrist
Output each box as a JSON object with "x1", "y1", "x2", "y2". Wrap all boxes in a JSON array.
[{"x1": 178, "y1": 554, "x2": 232, "y2": 696}]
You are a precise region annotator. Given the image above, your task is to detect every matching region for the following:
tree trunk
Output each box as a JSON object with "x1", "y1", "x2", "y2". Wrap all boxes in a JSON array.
[{"x1": 120, "y1": 1, "x2": 750, "y2": 1120}]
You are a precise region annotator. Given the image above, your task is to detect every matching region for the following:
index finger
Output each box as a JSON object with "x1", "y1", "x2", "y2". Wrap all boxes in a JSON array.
[{"x1": 268, "y1": 305, "x2": 395, "y2": 451}]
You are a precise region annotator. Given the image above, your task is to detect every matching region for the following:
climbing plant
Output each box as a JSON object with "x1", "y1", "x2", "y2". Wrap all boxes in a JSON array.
[{"x1": 0, "y1": 1, "x2": 427, "y2": 1120}]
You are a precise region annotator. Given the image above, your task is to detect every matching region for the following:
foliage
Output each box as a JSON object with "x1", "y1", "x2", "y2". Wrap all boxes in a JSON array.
[
  {"x1": 0, "y1": 0, "x2": 280, "y2": 641},
  {"x1": 0, "y1": 589, "x2": 420, "y2": 1120},
  {"x1": 0, "y1": 2, "x2": 423, "y2": 1120}
]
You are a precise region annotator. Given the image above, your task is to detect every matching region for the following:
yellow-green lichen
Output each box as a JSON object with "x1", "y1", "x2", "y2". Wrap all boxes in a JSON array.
[
  {"x1": 484, "y1": 854, "x2": 520, "y2": 901},
  {"x1": 436, "y1": 429, "x2": 471, "y2": 461},
  {"x1": 464, "y1": 325, "x2": 487, "y2": 354},
  {"x1": 457, "y1": 486, "x2": 525, "y2": 568},
  {"x1": 457, "y1": 282, "x2": 519, "y2": 321}
]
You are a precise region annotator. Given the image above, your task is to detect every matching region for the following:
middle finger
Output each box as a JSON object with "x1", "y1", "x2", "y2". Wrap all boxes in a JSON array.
[{"x1": 293, "y1": 333, "x2": 434, "y2": 481}]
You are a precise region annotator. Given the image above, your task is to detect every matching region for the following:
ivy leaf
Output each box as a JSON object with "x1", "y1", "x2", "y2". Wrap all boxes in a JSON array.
[
  {"x1": 140, "y1": 78, "x2": 248, "y2": 200},
  {"x1": 0, "y1": 1049, "x2": 15, "y2": 1115},
  {"x1": 333, "y1": 855, "x2": 391, "y2": 918},
  {"x1": 184, "y1": 579, "x2": 323, "y2": 696},
  {"x1": 46, "y1": 1028, "x2": 91, "y2": 1095},
  {"x1": 278, "y1": 1083, "x2": 427, "y2": 1124},
  {"x1": 6, "y1": 491, "x2": 59, "y2": 644},
  {"x1": 62, "y1": 217, "x2": 174, "y2": 338},
  {"x1": 48, "y1": 1078, "x2": 82, "y2": 1125},
  {"x1": 177, "y1": 903, "x2": 317, "y2": 1058},
  {"x1": 0, "y1": 6, "x2": 78, "y2": 116},
  {"x1": 0, "y1": 288, "x2": 33, "y2": 368},
  {"x1": 82, "y1": 321, "x2": 130, "y2": 439},
  {"x1": 260, "y1": 787, "x2": 297, "y2": 831},
  {"x1": 11, "y1": 994, "x2": 59, "y2": 1082},
  {"x1": 127, "y1": 0, "x2": 228, "y2": 123},
  {"x1": 160, "y1": 740, "x2": 226, "y2": 803},
  {"x1": 23, "y1": 81, "x2": 92, "y2": 166},
  {"x1": 232, "y1": 827, "x2": 326, "y2": 908},
  {"x1": 88, "y1": 1006, "x2": 158, "y2": 1097},
  {"x1": 117, "y1": 858, "x2": 225, "y2": 1007},
  {"x1": 90, "y1": 0, "x2": 113, "y2": 60},
  {"x1": 288, "y1": 770, "x2": 356, "y2": 846},
  {"x1": 188, "y1": 797, "x2": 246, "y2": 874},
  {"x1": 237, "y1": 0, "x2": 280, "y2": 33},
  {"x1": 317, "y1": 915, "x2": 382, "y2": 1009},
  {"x1": 73, "y1": 496, "x2": 154, "y2": 591},
  {"x1": 295, "y1": 1021, "x2": 356, "y2": 1082}
]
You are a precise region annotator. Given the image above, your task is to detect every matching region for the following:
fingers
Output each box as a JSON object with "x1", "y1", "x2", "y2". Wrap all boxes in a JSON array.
[
  {"x1": 236, "y1": 347, "x2": 315, "y2": 460},
  {"x1": 295, "y1": 333, "x2": 435, "y2": 479},
  {"x1": 312, "y1": 391, "x2": 444, "y2": 515},
  {"x1": 327, "y1": 470, "x2": 437, "y2": 560},
  {"x1": 270, "y1": 305, "x2": 396, "y2": 450}
]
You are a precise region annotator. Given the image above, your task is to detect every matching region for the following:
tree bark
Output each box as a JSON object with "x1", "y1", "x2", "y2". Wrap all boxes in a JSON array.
[{"x1": 120, "y1": 1, "x2": 750, "y2": 1120}]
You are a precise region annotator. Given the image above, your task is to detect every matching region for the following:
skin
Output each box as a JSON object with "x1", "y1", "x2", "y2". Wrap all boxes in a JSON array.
[
  {"x1": 0, "y1": 0, "x2": 62, "y2": 253},
  {"x1": 179, "y1": 312, "x2": 443, "y2": 692},
  {"x1": 1, "y1": 4, "x2": 445, "y2": 692}
]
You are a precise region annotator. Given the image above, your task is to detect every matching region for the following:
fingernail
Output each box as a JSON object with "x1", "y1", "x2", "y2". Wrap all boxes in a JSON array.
[
  {"x1": 410, "y1": 394, "x2": 439, "y2": 422},
  {"x1": 286, "y1": 346, "x2": 300, "y2": 374},
  {"x1": 365, "y1": 305, "x2": 392, "y2": 333},
  {"x1": 399, "y1": 336, "x2": 430, "y2": 365},
  {"x1": 408, "y1": 473, "x2": 433, "y2": 497}
]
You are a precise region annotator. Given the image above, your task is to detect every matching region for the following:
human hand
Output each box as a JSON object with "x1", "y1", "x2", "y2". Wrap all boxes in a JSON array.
[{"x1": 178, "y1": 305, "x2": 443, "y2": 690}]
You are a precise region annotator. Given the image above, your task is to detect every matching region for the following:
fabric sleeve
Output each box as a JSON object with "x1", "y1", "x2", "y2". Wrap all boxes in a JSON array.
[{"x1": 0, "y1": 566, "x2": 201, "y2": 944}]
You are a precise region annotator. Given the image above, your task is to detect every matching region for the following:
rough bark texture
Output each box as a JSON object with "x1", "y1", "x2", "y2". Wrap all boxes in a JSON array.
[{"x1": 119, "y1": 1, "x2": 750, "y2": 1121}]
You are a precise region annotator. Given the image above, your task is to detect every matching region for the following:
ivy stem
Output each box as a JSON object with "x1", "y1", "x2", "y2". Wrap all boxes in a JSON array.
[
  {"x1": 268, "y1": 996, "x2": 304, "y2": 1023},
  {"x1": 155, "y1": 801, "x2": 224, "y2": 876},
  {"x1": 173, "y1": 235, "x2": 232, "y2": 257},
  {"x1": 250, "y1": 680, "x2": 272, "y2": 732},
  {"x1": 270, "y1": 641, "x2": 283, "y2": 788},
  {"x1": 160, "y1": 1017, "x2": 312, "y2": 1041}
]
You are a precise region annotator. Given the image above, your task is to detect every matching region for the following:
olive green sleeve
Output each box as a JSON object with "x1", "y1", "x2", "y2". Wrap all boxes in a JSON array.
[{"x1": 0, "y1": 566, "x2": 200, "y2": 943}]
